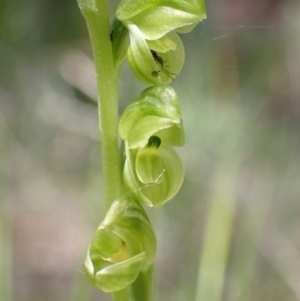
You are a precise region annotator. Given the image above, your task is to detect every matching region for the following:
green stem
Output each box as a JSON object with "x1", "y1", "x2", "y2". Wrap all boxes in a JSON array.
[
  {"x1": 130, "y1": 266, "x2": 154, "y2": 301},
  {"x1": 78, "y1": 0, "x2": 122, "y2": 210},
  {"x1": 226, "y1": 174, "x2": 274, "y2": 301},
  {"x1": 77, "y1": 3, "x2": 153, "y2": 301},
  {"x1": 195, "y1": 164, "x2": 237, "y2": 301}
]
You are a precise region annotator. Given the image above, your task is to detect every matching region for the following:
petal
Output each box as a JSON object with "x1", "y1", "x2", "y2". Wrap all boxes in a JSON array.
[
  {"x1": 147, "y1": 34, "x2": 177, "y2": 52},
  {"x1": 95, "y1": 253, "x2": 146, "y2": 292},
  {"x1": 127, "y1": 23, "x2": 163, "y2": 84}
]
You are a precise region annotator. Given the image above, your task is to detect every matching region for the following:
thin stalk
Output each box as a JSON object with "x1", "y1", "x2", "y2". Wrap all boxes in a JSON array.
[
  {"x1": 226, "y1": 174, "x2": 274, "y2": 301},
  {"x1": 195, "y1": 164, "x2": 237, "y2": 301},
  {"x1": 79, "y1": 0, "x2": 122, "y2": 210},
  {"x1": 130, "y1": 266, "x2": 154, "y2": 301}
]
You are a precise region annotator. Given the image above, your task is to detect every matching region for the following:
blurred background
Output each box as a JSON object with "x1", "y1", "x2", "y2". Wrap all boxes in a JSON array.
[{"x1": 1, "y1": 0, "x2": 300, "y2": 300}]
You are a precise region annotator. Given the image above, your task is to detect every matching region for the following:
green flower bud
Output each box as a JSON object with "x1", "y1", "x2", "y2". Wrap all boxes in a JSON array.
[
  {"x1": 84, "y1": 199, "x2": 156, "y2": 292},
  {"x1": 124, "y1": 139, "x2": 184, "y2": 207},
  {"x1": 119, "y1": 85, "x2": 185, "y2": 149}
]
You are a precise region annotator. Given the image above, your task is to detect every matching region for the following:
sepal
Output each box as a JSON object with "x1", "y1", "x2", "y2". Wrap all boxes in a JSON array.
[
  {"x1": 110, "y1": 18, "x2": 129, "y2": 72},
  {"x1": 127, "y1": 6, "x2": 201, "y2": 40}
]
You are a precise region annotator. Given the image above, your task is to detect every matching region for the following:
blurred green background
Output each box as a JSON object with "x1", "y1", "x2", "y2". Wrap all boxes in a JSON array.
[{"x1": 1, "y1": 0, "x2": 300, "y2": 301}]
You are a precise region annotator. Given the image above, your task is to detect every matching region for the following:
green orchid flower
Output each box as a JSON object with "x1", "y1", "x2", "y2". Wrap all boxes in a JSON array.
[
  {"x1": 116, "y1": 0, "x2": 206, "y2": 84},
  {"x1": 84, "y1": 199, "x2": 156, "y2": 292}
]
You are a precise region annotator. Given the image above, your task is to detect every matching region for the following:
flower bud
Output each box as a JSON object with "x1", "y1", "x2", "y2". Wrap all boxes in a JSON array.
[{"x1": 84, "y1": 199, "x2": 156, "y2": 292}]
